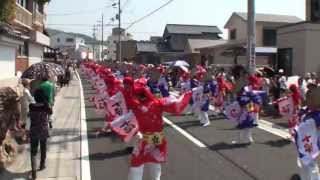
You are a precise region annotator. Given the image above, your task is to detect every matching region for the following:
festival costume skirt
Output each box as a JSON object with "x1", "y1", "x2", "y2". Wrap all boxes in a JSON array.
[{"x1": 131, "y1": 133, "x2": 167, "y2": 167}]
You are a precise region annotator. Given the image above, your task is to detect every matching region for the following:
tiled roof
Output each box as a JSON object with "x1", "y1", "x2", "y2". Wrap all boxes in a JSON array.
[
  {"x1": 186, "y1": 39, "x2": 228, "y2": 53},
  {"x1": 165, "y1": 24, "x2": 222, "y2": 35},
  {"x1": 235, "y1": 12, "x2": 302, "y2": 23}
]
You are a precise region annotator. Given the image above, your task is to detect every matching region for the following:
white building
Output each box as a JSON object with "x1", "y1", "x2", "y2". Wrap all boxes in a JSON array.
[
  {"x1": 106, "y1": 27, "x2": 133, "y2": 60},
  {"x1": 50, "y1": 33, "x2": 87, "y2": 60},
  {"x1": 0, "y1": 0, "x2": 50, "y2": 85}
]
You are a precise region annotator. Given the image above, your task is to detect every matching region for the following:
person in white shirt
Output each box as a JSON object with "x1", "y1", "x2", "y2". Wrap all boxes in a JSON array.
[
  {"x1": 21, "y1": 79, "x2": 35, "y2": 133},
  {"x1": 278, "y1": 69, "x2": 287, "y2": 96}
]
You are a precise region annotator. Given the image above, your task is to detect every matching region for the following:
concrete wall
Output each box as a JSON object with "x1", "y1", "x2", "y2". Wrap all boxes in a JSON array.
[
  {"x1": 28, "y1": 43, "x2": 43, "y2": 65},
  {"x1": 0, "y1": 45, "x2": 16, "y2": 79},
  {"x1": 212, "y1": 54, "x2": 269, "y2": 67},
  {"x1": 277, "y1": 23, "x2": 320, "y2": 76},
  {"x1": 305, "y1": 23, "x2": 320, "y2": 74}
]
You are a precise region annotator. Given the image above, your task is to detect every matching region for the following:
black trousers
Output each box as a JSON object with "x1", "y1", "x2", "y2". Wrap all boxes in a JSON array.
[{"x1": 30, "y1": 137, "x2": 47, "y2": 173}]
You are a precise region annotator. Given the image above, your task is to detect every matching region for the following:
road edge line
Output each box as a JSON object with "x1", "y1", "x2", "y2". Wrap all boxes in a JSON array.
[{"x1": 76, "y1": 70, "x2": 92, "y2": 180}]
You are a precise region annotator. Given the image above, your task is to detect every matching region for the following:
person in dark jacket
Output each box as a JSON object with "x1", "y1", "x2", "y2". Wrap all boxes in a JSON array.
[{"x1": 29, "y1": 89, "x2": 52, "y2": 179}]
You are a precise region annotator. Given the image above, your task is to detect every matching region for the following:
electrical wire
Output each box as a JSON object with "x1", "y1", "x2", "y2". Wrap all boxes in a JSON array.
[
  {"x1": 47, "y1": 5, "x2": 115, "y2": 16},
  {"x1": 125, "y1": 0, "x2": 174, "y2": 30},
  {"x1": 46, "y1": 23, "x2": 118, "y2": 27}
]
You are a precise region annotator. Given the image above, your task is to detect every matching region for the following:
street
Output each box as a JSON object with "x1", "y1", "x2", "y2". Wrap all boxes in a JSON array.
[{"x1": 79, "y1": 72, "x2": 301, "y2": 180}]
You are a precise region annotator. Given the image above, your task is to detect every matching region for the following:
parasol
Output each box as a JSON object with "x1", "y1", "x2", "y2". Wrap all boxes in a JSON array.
[
  {"x1": 172, "y1": 60, "x2": 190, "y2": 67},
  {"x1": 259, "y1": 67, "x2": 275, "y2": 77},
  {"x1": 21, "y1": 62, "x2": 65, "y2": 80}
]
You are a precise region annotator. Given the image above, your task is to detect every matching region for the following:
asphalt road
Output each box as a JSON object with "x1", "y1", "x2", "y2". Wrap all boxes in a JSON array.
[{"x1": 80, "y1": 73, "x2": 301, "y2": 180}]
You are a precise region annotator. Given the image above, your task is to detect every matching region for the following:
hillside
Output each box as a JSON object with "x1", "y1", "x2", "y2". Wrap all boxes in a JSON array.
[{"x1": 47, "y1": 28, "x2": 98, "y2": 44}]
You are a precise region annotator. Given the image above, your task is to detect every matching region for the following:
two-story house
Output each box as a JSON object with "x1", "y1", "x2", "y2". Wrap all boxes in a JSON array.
[
  {"x1": 50, "y1": 32, "x2": 88, "y2": 60},
  {"x1": 199, "y1": 12, "x2": 301, "y2": 68},
  {"x1": 0, "y1": 0, "x2": 50, "y2": 85}
]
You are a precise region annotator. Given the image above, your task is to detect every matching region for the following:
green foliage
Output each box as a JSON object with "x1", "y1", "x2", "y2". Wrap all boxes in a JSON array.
[{"x1": 0, "y1": 0, "x2": 16, "y2": 23}]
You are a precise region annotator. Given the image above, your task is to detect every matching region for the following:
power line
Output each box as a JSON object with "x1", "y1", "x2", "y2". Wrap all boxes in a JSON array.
[
  {"x1": 46, "y1": 23, "x2": 118, "y2": 27},
  {"x1": 125, "y1": 0, "x2": 174, "y2": 30},
  {"x1": 47, "y1": 5, "x2": 115, "y2": 16}
]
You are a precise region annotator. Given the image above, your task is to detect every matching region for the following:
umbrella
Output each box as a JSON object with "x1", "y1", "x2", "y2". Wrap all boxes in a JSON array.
[
  {"x1": 172, "y1": 60, "x2": 189, "y2": 67},
  {"x1": 258, "y1": 67, "x2": 275, "y2": 77},
  {"x1": 21, "y1": 62, "x2": 65, "y2": 80},
  {"x1": 179, "y1": 66, "x2": 189, "y2": 72}
]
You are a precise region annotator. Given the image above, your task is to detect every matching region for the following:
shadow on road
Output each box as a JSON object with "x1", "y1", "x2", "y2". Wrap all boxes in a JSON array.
[
  {"x1": 80, "y1": 148, "x2": 131, "y2": 161},
  {"x1": 208, "y1": 142, "x2": 249, "y2": 151},
  {"x1": 259, "y1": 139, "x2": 291, "y2": 148}
]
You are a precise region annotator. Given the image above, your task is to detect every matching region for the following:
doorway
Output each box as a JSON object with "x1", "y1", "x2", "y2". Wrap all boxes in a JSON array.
[{"x1": 277, "y1": 48, "x2": 293, "y2": 76}]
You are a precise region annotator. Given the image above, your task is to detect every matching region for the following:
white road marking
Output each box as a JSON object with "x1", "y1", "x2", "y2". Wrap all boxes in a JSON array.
[
  {"x1": 76, "y1": 71, "x2": 92, "y2": 180},
  {"x1": 170, "y1": 90, "x2": 291, "y2": 140},
  {"x1": 163, "y1": 117, "x2": 207, "y2": 148}
]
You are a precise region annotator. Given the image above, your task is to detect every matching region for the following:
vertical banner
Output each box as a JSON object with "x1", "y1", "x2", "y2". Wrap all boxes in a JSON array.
[
  {"x1": 110, "y1": 111, "x2": 139, "y2": 142},
  {"x1": 106, "y1": 92, "x2": 128, "y2": 122}
]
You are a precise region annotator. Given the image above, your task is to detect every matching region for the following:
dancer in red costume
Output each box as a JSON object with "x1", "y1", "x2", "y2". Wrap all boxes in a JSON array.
[
  {"x1": 288, "y1": 84, "x2": 302, "y2": 131},
  {"x1": 124, "y1": 80, "x2": 192, "y2": 180}
]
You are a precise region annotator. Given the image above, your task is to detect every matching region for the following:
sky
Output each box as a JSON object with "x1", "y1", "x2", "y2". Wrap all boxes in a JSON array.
[{"x1": 46, "y1": 0, "x2": 306, "y2": 40}]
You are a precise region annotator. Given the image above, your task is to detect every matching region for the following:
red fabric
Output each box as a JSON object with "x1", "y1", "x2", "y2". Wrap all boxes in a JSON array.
[
  {"x1": 131, "y1": 139, "x2": 167, "y2": 167},
  {"x1": 217, "y1": 76, "x2": 233, "y2": 92},
  {"x1": 127, "y1": 87, "x2": 191, "y2": 166},
  {"x1": 289, "y1": 84, "x2": 301, "y2": 107}
]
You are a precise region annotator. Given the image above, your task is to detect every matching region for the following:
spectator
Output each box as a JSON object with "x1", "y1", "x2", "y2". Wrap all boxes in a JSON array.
[
  {"x1": 21, "y1": 79, "x2": 35, "y2": 140},
  {"x1": 278, "y1": 69, "x2": 287, "y2": 96},
  {"x1": 64, "y1": 67, "x2": 71, "y2": 87},
  {"x1": 310, "y1": 72, "x2": 317, "y2": 84},
  {"x1": 29, "y1": 89, "x2": 52, "y2": 179},
  {"x1": 298, "y1": 77, "x2": 306, "y2": 103},
  {"x1": 39, "y1": 77, "x2": 55, "y2": 129}
]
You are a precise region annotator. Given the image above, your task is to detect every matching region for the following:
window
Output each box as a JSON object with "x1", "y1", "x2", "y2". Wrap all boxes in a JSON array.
[
  {"x1": 17, "y1": 42, "x2": 29, "y2": 57},
  {"x1": 263, "y1": 29, "x2": 277, "y2": 46},
  {"x1": 66, "y1": 38, "x2": 74, "y2": 43},
  {"x1": 16, "y1": 0, "x2": 27, "y2": 9},
  {"x1": 57, "y1": 38, "x2": 60, "y2": 43},
  {"x1": 230, "y1": 29, "x2": 236, "y2": 40}
]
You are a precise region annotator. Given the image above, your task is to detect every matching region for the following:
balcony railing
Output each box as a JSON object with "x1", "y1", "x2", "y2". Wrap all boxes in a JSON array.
[
  {"x1": 15, "y1": 4, "x2": 32, "y2": 28},
  {"x1": 33, "y1": 11, "x2": 44, "y2": 25}
]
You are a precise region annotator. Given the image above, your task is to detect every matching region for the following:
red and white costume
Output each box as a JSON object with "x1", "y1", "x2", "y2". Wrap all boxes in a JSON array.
[{"x1": 124, "y1": 80, "x2": 191, "y2": 180}]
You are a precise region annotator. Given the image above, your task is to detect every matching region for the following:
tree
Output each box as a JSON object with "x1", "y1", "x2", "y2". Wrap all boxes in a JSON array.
[{"x1": 0, "y1": 0, "x2": 15, "y2": 23}]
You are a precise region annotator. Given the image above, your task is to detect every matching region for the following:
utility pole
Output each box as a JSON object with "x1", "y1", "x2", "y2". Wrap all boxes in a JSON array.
[
  {"x1": 101, "y1": 13, "x2": 104, "y2": 61},
  {"x1": 118, "y1": 0, "x2": 122, "y2": 62},
  {"x1": 247, "y1": 0, "x2": 256, "y2": 75},
  {"x1": 92, "y1": 25, "x2": 97, "y2": 60}
]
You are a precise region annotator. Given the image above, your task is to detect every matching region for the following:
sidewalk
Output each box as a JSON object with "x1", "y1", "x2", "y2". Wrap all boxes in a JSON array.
[{"x1": 0, "y1": 79, "x2": 81, "y2": 180}]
